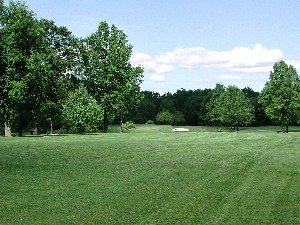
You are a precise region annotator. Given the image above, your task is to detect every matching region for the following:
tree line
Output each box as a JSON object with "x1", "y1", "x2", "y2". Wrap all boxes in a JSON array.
[
  {"x1": 0, "y1": 1, "x2": 143, "y2": 136},
  {"x1": 128, "y1": 86, "x2": 261, "y2": 130},
  {"x1": 1, "y1": 1, "x2": 300, "y2": 136},
  {"x1": 129, "y1": 60, "x2": 300, "y2": 133}
]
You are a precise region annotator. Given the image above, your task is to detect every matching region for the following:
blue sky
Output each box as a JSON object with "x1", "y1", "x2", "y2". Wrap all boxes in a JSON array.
[{"x1": 7, "y1": 0, "x2": 300, "y2": 93}]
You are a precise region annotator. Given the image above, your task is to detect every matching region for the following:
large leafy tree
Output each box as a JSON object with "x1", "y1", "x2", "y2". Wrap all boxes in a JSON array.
[
  {"x1": 0, "y1": 0, "x2": 5, "y2": 133},
  {"x1": 84, "y1": 21, "x2": 143, "y2": 132},
  {"x1": 206, "y1": 84, "x2": 254, "y2": 132},
  {"x1": 219, "y1": 86, "x2": 254, "y2": 132},
  {"x1": 259, "y1": 60, "x2": 300, "y2": 133},
  {"x1": 37, "y1": 19, "x2": 82, "y2": 131},
  {"x1": 0, "y1": 1, "x2": 47, "y2": 135},
  {"x1": 0, "y1": 1, "x2": 79, "y2": 136},
  {"x1": 156, "y1": 110, "x2": 174, "y2": 125}
]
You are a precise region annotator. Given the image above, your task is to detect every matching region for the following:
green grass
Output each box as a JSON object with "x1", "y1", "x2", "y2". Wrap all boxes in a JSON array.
[{"x1": 1, "y1": 126, "x2": 300, "y2": 224}]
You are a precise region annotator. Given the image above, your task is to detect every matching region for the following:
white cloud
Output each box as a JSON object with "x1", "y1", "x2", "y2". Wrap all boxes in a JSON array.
[
  {"x1": 155, "y1": 64, "x2": 174, "y2": 74},
  {"x1": 149, "y1": 74, "x2": 166, "y2": 82},
  {"x1": 212, "y1": 44, "x2": 283, "y2": 73},
  {"x1": 131, "y1": 52, "x2": 152, "y2": 63},
  {"x1": 131, "y1": 44, "x2": 300, "y2": 88},
  {"x1": 131, "y1": 44, "x2": 285, "y2": 75},
  {"x1": 131, "y1": 52, "x2": 174, "y2": 82}
]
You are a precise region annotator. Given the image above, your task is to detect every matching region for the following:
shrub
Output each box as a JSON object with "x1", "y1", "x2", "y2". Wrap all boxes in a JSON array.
[
  {"x1": 146, "y1": 120, "x2": 154, "y2": 124},
  {"x1": 156, "y1": 111, "x2": 174, "y2": 125},
  {"x1": 123, "y1": 121, "x2": 136, "y2": 130},
  {"x1": 62, "y1": 86, "x2": 103, "y2": 134},
  {"x1": 173, "y1": 111, "x2": 185, "y2": 125}
]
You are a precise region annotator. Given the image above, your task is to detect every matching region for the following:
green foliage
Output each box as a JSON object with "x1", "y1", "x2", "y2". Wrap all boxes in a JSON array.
[
  {"x1": 220, "y1": 86, "x2": 254, "y2": 129},
  {"x1": 156, "y1": 110, "x2": 174, "y2": 125},
  {"x1": 146, "y1": 120, "x2": 154, "y2": 124},
  {"x1": 36, "y1": 19, "x2": 82, "y2": 130},
  {"x1": 242, "y1": 87, "x2": 267, "y2": 125},
  {"x1": 174, "y1": 89, "x2": 212, "y2": 125},
  {"x1": 0, "y1": 2, "x2": 79, "y2": 135},
  {"x1": 131, "y1": 91, "x2": 160, "y2": 124},
  {"x1": 0, "y1": 1, "x2": 46, "y2": 134},
  {"x1": 259, "y1": 60, "x2": 300, "y2": 132},
  {"x1": 2, "y1": 1, "x2": 292, "y2": 134},
  {"x1": 122, "y1": 120, "x2": 136, "y2": 130},
  {"x1": 206, "y1": 84, "x2": 254, "y2": 132},
  {"x1": 84, "y1": 21, "x2": 143, "y2": 132},
  {"x1": 62, "y1": 86, "x2": 103, "y2": 133},
  {"x1": 159, "y1": 92, "x2": 175, "y2": 112},
  {"x1": 173, "y1": 110, "x2": 185, "y2": 125},
  {"x1": 206, "y1": 83, "x2": 225, "y2": 124}
]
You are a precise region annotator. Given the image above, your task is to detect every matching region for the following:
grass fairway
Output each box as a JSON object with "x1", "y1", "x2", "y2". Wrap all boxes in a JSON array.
[{"x1": 1, "y1": 126, "x2": 300, "y2": 225}]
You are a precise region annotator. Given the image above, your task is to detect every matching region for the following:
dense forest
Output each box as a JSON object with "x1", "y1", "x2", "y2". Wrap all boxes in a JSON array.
[
  {"x1": 1, "y1": 1, "x2": 300, "y2": 136},
  {"x1": 128, "y1": 87, "x2": 266, "y2": 127}
]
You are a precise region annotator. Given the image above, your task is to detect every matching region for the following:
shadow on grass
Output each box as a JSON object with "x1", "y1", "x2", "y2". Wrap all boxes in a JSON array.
[
  {"x1": 288, "y1": 130, "x2": 300, "y2": 133},
  {"x1": 22, "y1": 134, "x2": 69, "y2": 138}
]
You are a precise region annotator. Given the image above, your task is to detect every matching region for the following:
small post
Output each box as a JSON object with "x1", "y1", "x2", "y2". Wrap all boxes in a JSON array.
[
  {"x1": 47, "y1": 118, "x2": 53, "y2": 135},
  {"x1": 4, "y1": 122, "x2": 12, "y2": 137},
  {"x1": 120, "y1": 114, "x2": 123, "y2": 133},
  {"x1": 50, "y1": 118, "x2": 53, "y2": 135}
]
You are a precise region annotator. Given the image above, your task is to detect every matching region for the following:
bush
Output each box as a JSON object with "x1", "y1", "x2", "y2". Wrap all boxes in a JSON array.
[
  {"x1": 60, "y1": 127, "x2": 67, "y2": 134},
  {"x1": 173, "y1": 111, "x2": 185, "y2": 125},
  {"x1": 146, "y1": 120, "x2": 154, "y2": 124},
  {"x1": 156, "y1": 111, "x2": 174, "y2": 125},
  {"x1": 62, "y1": 86, "x2": 103, "y2": 134},
  {"x1": 123, "y1": 121, "x2": 136, "y2": 130}
]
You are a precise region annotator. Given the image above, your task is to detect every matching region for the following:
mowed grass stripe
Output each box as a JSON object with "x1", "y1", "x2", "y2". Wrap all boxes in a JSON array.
[{"x1": 0, "y1": 127, "x2": 299, "y2": 224}]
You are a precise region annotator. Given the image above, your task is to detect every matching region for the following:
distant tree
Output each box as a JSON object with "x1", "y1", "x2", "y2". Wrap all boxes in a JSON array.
[
  {"x1": 130, "y1": 91, "x2": 160, "y2": 124},
  {"x1": 197, "y1": 89, "x2": 213, "y2": 125},
  {"x1": 173, "y1": 111, "x2": 185, "y2": 126},
  {"x1": 206, "y1": 84, "x2": 254, "y2": 132},
  {"x1": 259, "y1": 60, "x2": 300, "y2": 133},
  {"x1": 173, "y1": 89, "x2": 204, "y2": 125},
  {"x1": 0, "y1": 0, "x2": 3, "y2": 12},
  {"x1": 0, "y1": 0, "x2": 5, "y2": 134},
  {"x1": 84, "y1": 21, "x2": 143, "y2": 132},
  {"x1": 156, "y1": 111, "x2": 174, "y2": 125},
  {"x1": 62, "y1": 86, "x2": 103, "y2": 134},
  {"x1": 206, "y1": 84, "x2": 226, "y2": 126},
  {"x1": 159, "y1": 92, "x2": 175, "y2": 113},
  {"x1": 241, "y1": 87, "x2": 272, "y2": 126},
  {"x1": 219, "y1": 86, "x2": 254, "y2": 132}
]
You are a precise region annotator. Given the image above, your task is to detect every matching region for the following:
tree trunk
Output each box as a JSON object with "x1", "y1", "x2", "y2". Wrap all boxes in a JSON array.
[
  {"x1": 281, "y1": 122, "x2": 288, "y2": 133},
  {"x1": 120, "y1": 114, "x2": 123, "y2": 133},
  {"x1": 236, "y1": 126, "x2": 239, "y2": 133},
  {"x1": 17, "y1": 107, "x2": 23, "y2": 136},
  {"x1": 103, "y1": 110, "x2": 109, "y2": 133},
  {"x1": 4, "y1": 122, "x2": 12, "y2": 137},
  {"x1": 281, "y1": 122, "x2": 285, "y2": 133}
]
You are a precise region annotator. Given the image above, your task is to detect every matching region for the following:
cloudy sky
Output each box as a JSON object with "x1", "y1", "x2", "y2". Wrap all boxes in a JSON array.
[{"x1": 8, "y1": 0, "x2": 300, "y2": 93}]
